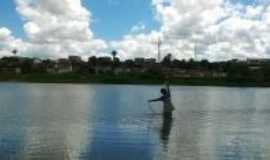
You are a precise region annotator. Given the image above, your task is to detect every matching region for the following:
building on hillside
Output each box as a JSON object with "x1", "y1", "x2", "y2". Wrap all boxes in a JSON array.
[
  {"x1": 189, "y1": 70, "x2": 212, "y2": 78},
  {"x1": 113, "y1": 65, "x2": 132, "y2": 75},
  {"x1": 248, "y1": 66, "x2": 262, "y2": 71},
  {"x1": 144, "y1": 58, "x2": 156, "y2": 64},
  {"x1": 0, "y1": 57, "x2": 22, "y2": 74},
  {"x1": 247, "y1": 58, "x2": 270, "y2": 65},
  {"x1": 68, "y1": 56, "x2": 84, "y2": 73},
  {"x1": 56, "y1": 59, "x2": 72, "y2": 73},
  {"x1": 33, "y1": 58, "x2": 42, "y2": 65},
  {"x1": 134, "y1": 58, "x2": 145, "y2": 65},
  {"x1": 69, "y1": 56, "x2": 82, "y2": 63},
  {"x1": 43, "y1": 60, "x2": 57, "y2": 73},
  {"x1": 211, "y1": 72, "x2": 227, "y2": 78},
  {"x1": 94, "y1": 65, "x2": 112, "y2": 74},
  {"x1": 31, "y1": 58, "x2": 44, "y2": 72},
  {"x1": 0, "y1": 66, "x2": 21, "y2": 74},
  {"x1": 97, "y1": 57, "x2": 112, "y2": 65}
]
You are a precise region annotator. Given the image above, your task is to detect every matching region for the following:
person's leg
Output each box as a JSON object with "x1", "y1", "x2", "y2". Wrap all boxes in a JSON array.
[{"x1": 163, "y1": 112, "x2": 172, "y2": 119}]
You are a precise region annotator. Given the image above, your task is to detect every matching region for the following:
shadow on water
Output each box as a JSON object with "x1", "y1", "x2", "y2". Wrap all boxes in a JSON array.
[
  {"x1": 82, "y1": 86, "x2": 155, "y2": 160},
  {"x1": 160, "y1": 117, "x2": 173, "y2": 152}
]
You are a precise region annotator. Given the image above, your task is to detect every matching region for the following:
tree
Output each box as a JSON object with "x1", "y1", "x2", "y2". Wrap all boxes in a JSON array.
[
  {"x1": 12, "y1": 49, "x2": 18, "y2": 56},
  {"x1": 110, "y1": 50, "x2": 118, "y2": 74},
  {"x1": 162, "y1": 53, "x2": 172, "y2": 66},
  {"x1": 88, "y1": 56, "x2": 97, "y2": 66},
  {"x1": 111, "y1": 50, "x2": 118, "y2": 61},
  {"x1": 200, "y1": 59, "x2": 210, "y2": 69}
]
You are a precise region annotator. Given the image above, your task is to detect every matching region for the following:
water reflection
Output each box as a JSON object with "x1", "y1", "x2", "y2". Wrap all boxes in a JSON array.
[
  {"x1": 0, "y1": 84, "x2": 270, "y2": 160},
  {"x1": 160, "y1": 118, "x2": 173, "y2": 151},
  {"x1": 0, "y1": 83, "x2": 93, "y2": 160},
  {"x1": 84, "y1": 86, "x2": 155, "y2": 160}
]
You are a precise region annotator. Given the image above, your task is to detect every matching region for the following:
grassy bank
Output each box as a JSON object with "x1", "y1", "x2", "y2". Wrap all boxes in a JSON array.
[{"x1": 0, "y1": 73, "x2": 270, "y2": 87}]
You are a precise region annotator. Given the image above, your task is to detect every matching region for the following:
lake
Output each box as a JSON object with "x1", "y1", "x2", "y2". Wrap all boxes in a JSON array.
[{"x1": 0, "y1": 83, "x2": 270, "y2": 160}]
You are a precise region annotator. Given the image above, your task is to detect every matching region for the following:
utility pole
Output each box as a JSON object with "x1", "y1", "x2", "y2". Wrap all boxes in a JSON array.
[
  {"x1": 194, "y1": 43, "x2": 197, "y2": 61},
  {"x1": 157, "y1": 38, "x2": 162, "y2": 63}
]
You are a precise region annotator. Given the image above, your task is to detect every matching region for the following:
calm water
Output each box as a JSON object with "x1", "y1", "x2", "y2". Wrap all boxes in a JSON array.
[{"x1": 0, "y1": 83, "x2": 270, "y2": 160}]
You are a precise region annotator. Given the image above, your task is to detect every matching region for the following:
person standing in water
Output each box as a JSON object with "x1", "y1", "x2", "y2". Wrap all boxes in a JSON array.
[{"x1": 148, "y1": 82, "x2": 175, "y2": 119}]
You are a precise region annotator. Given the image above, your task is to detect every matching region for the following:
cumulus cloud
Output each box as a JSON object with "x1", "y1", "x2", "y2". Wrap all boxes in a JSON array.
[
  {"x1": 130, "y1": 23, "x2": 146, "y2": 33},
  {"x1": 113, "y1": 0, "x2": 270, "y2": 61},
  {"x1": 16, "y1": 0, "x2": 93, "y2": 43},
  {"x1": 110, "y1": 31, "x2": 162, "y2": 59},
  {"x1": 1, "y1": 0, "x2": 270, "y2": 61},
  {"x1": 0, "y1": 27, "x2": 27, "y2": 57},
  {"x1": 0, "y1": 0, "x2": 108, "y2": 59}
]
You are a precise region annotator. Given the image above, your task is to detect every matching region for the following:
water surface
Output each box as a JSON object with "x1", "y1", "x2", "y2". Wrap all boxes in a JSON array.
[{"x1": 0, "y1": 83, "x2": 270, "y2": 160}]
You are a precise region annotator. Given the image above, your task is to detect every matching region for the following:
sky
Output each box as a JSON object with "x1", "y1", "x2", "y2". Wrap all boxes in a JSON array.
[{"x1": 0, "y1": 0, "x2": 270, "y2": 61}]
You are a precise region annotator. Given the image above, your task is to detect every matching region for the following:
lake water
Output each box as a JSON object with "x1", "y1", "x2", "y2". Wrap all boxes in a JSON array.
[{"x1": 0, "y1": 83, "x2": 270, "y2": 160}]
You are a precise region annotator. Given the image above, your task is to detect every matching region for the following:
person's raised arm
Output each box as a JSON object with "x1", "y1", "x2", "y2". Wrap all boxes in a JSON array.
[{"x1": 165, "y1": 81, "x2": 171, "y2": 96}]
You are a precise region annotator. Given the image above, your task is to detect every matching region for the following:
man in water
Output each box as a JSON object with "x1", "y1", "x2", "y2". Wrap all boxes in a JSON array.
[{"x1": 148, "y1": 82, "x2": 175, "y2": 119}]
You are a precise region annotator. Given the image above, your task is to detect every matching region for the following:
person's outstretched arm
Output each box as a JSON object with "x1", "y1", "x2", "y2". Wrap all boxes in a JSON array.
[{"x1": 148, "y1": 97, "x2": 163, "y2": 102}]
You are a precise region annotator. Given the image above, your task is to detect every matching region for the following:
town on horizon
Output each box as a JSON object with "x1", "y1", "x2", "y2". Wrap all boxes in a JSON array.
[{"x1": 1, "y1": 49, "x2": 270, "y2": 87}]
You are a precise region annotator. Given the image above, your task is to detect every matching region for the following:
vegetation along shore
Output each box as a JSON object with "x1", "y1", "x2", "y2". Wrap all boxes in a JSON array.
[{"x1": 1, "y1": 51, "x2": 270, "y2": 87}]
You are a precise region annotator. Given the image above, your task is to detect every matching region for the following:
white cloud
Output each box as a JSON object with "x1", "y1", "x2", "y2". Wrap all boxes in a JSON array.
[
  {"x1": 16, "y1": 0, "x2": 93, "y2": 43},
  {"x1": 0, "y1": 28, "x2": 12, "y2": 41},
  {"x1": 110, "y1": 31, "x2": 163, "y2": 59},
  {"x1": 112, "y1": 0, "x2": 270, "y2": 61},
  {"x1": 0, "y1": 27, "x2": 27, "y2": 57},
  {"x1": 1, "y1": 0, "x2": 270, "y2": 61},
  {"x1": 130, "y1": 23, "x2": 146, "y2": 33},
  {"x1": 0, "y1": 0, "x2": 108, "y2": 59}
]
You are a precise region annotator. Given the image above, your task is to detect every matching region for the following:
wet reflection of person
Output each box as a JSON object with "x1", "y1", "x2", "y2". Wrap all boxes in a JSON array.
[{"x1": 160, "y1": 117, "x2": 173, "y2": 150}]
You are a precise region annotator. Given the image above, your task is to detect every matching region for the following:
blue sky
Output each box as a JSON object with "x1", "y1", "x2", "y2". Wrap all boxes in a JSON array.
[
  {"x1": 0, "y1": 0, "x2": 159, "y2": 41},
  {"x1": 0, "y1": 0, "x2": 258, "y2": 40},
  {"x1": 1, "y1": 0, "x2": 269, "y2": 61},
  {"x1": 0, "y1": 0, "x2": 24, "y2": 38},
  {"x1": 84, "y1": 0, "x2": 159, "y2": 40}
]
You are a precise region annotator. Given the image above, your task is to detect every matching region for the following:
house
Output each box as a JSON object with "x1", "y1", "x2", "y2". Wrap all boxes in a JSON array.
[
  {"x1": 113, "y1": 65, "x2": 132, "y2": 75},
  {"x1": 247, "y1": 58, "x2": 270, "y2": 65},
  {"x1": 56, "y1": 59, "x2": 72, "y2": 73},
  {"x1": 31, "y1": 58, "x2": 45, "y2": 72},
  {"x1": 132, "y1": 66, "x2": 147, "y2": 73},
  {"x1": 69, "y1": 56, "x2": 82, "y2": 63},
  {"x1": 145, "y1": 58, "x2": 156, "y2": 64},
  {"x1": 94, "y1": 65, "x2": 112, "y2": 74},
  {"x1": 97, "y1": 57, "x2": 112, "y2": 65},
  {"x1": 68, "y1": 56, "x2": 85, "y2": 73},
  {"x1": 134, "y1": 58, "x2": 145, "y2": 65},
  {"x1": 43, "y1": 60, "x2": 57, "y2": 73},
  {"x1": 166, "y1": 69, "x2": 191, "y2": 78},
  {"x1": 33, "y1": 58, "x2": 42, "y2": 65},
  {"x1": 212, "y1": 72, "x2": 227, "y2": 78},
  {"x1": 248, "y1": 66, "x2": 262, "y2": 71},
  {"x1": 123, "y1": 59, "x2": 135, "y2": 68},
  {"x1": 189, "y1": 70, "x2": 210, "y2": 78},
  {"x1": 71, "y1": 62, "x2": 84, "y2": 73},
  {"x1": 0, "y1": 56, "x2": 22, "y2": 74},
  {"x1": 0, "y1": 66, "x2": 21, "y2": 74}
]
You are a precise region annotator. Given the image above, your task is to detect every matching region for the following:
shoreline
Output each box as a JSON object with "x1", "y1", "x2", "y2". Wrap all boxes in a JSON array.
[{"x1": 0, "y1": 73, "x2": 269, "y2": 87}]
